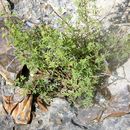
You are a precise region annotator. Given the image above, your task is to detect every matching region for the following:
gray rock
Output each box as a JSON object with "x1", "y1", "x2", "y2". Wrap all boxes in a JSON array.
[
  {"x1": 0, "y1": 17, "x2": 23, "y2": 85},
  {"x1": 48, "y1": 98, "x2": 82, "y2": 130},
  {"x1": 107, "y1": 59, "x2": 130, "y2": 96},
  {"x1": 2, "y1": 98, "x2": 83, "y2": 130},
  {"x1": 12, "y1": 0, "x2": 77, "y2": 28},
  {"x1": 0, "y1": 115, "x2": 15, "y2": 130},
  {"x1": 0, "y1": 0, "x2": 11, "y2": 15},
  {"x1": 72, "y1": 58, "x2": 130, "y2": 130},
  {"x1": 100, "y1": 115, "x2": 130, "y2": 130},
  {"x1": 96, "y1": 0, "x2": 130, "y2": 27},
  {"x1": 1, "y1": 0, "x2": 130, "y2": 130},
  {"x1": 0, "y1": 53, "x2": 128, "y2": 130},
  {"x1": 72, "y1": 104, "x2": 103, "y2": 127},
  {"x1": 10, "y1": 0, "x2": 130, "y2": 34}
]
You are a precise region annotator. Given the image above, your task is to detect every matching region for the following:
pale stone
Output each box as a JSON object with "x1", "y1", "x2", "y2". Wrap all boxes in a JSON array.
[{"x1": 0, "y1": 0, "x2": 11, "y2": 15}]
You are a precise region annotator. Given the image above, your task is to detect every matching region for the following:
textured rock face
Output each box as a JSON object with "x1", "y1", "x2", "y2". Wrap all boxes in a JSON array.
[
  {"x1": 32, "y1": 98, "x2": 82, "y2": 130},
  {"x1": 0, "y1": 95, "x2": 83, "y2": 130},
  {"x1": 1, "y1": 0, "x2": 130, "y2": 130},
  {"x1": 1, "y1": 65, "x2": 130, "y2": 130},
  {"x1": 12, "y1": 0, "x2": 77, "y2": 28},
  {"x1": 108, "y1": 59, "x2": 130, "y2": 96},
  {"x1": 96, "y1": 0, "x2": 130, "y2": 24},
  {"x1": 95, "y1": 0, "x2": 130, "y2": 37},
  {"x1": 0, "y1": 0, "x2": 11, "y2": 15},
  {"x1": 10, "y1": 0, "x2": 130, "y2": 32},
  {"x1": 0, "y1": 17, "x2": 25, "y2": 106},
  {"x1": 0, "y1": 17, "x2": 22, "y2": 85},
  {"x1": 91, "y1": 58, "x2": 130, "y2": 130},
  {"x1": 1, "y1": 0, "x2": 130, "y2": 29},
  {"x1": 100, "y1": 115, "x2": 130, "y2": 130}
]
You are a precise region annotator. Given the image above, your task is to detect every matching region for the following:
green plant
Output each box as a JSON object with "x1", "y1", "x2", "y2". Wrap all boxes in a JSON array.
[
  {"x1": 4, "y1": 0, "x2": 130, "y2": 107},
  {"x1": 6, "y1": 19, "x2": 104, "y2": 106}
]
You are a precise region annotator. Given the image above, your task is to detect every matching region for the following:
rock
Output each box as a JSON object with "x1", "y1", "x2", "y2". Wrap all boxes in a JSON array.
[
  {"x1": 100, "y1": 115, "x2": 130, "y2": 130},
  {"x1": 12, "y1": 0, "x2": 77, "y2": 27},
  {"x1": 94, "y1": 58, "x2": 130, "y2": 122},
  {"x1": 0, "y1": 17, "x2": 33, "y2": 126},
  {"x1": 0, "y1": 0, "x2": 11, "y2": 15},
  {"x1": 107, "y1": 59, "x2": 130, "y2": 96},
  {"x1": 0, "y1": 17, "x2": 25, "y2": 104},
  {"x1": 11, "y1": 98, "x2": 83, "y2": 130},
  {"x1": 0, "y1": 115, "x2": 15, "y2": 130},
  {"x1": 31, "y1": 98, "x2": 82, "y2": 130},
  {"x1": 100, "y1": 93, "x2": 130, "y2": 121},
  {"x1": 86, "y1": 114, "x2": 130, "y2": 130},
  {"x1": 72, "y1": 104, "x2": 104, "y2": 126},
  {"x1": 10, "y1": 0, "x2": 130, "y2": 33},
  {"x1": 72, "y1": 58, "x2": 130, "y2": 130},
  {"x1": 0, "y1": 0, "x2": 130, "y2": 129},
  {"x1": 96, "y1": 0, "x2": 130, "y2": 29},
  {"x1": 48, "y1": 98, "x2": 76, "y2": 129},
  {"x1": 0, "y1": 17, "x2": 23, "y2": 85}
]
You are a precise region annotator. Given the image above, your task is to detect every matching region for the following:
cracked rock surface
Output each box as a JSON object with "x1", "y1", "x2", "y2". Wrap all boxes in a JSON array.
[
  {"x1": 1, "y1": 0, "x2": 130, "y2": 130},
  {"x1": 7, "y1": 0, "x2": 130, "y2": 33},
  {"x1": 12, "y1": 0, "x2": 77, "y2": 28}
]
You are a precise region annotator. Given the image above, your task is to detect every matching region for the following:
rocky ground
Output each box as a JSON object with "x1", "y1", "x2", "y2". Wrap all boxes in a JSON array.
[
  {"x1": 1, "y1": 61, "x2": 130, "y2": 130},
  {"x1": 1, "y1": 0, "x2": 130, "y2": 130}
]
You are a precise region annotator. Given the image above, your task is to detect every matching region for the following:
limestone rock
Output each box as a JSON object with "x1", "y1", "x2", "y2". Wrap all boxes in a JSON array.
[
  {"x1": 95, "y1": 0, "x2": 130, "y2": 34},
  {"x1": 0, "y1": 17, "x2": 22, "y2": 85},
  {"x1": 14, "y1": 98, "x2": 82, "y2": 130},
  {"x1": 12, "y1": 0, "x2": 77, "y2": 28},
  {"x1": 0, "y1": 0, "x2": 11, "y2": 15}
]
